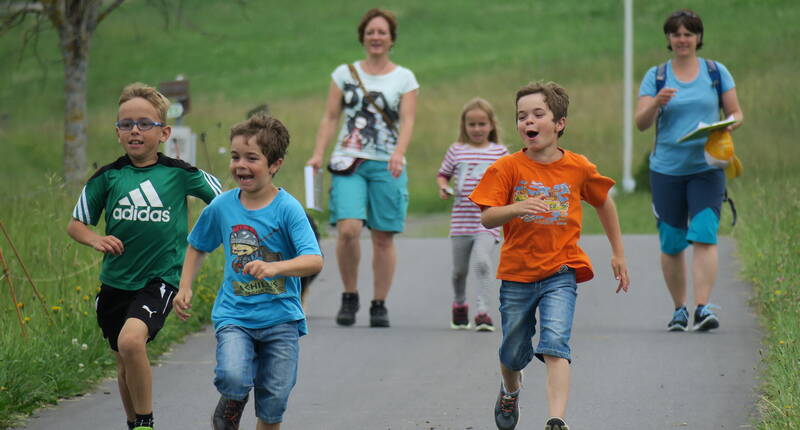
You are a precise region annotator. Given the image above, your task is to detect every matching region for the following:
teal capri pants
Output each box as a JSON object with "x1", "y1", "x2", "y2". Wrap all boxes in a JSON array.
[{"x1": 329, "y1": 160, "x2": 408, "y2": 233}]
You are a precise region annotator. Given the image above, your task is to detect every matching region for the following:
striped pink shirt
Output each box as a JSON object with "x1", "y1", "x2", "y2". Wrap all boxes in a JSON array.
[{"x1": 438, "y1": 142, "x2": 509, "y2": 238}]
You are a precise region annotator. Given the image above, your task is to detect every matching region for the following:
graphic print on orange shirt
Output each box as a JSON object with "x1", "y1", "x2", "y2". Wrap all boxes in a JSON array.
[{"x1": 513, "y1": 180, "x2": 571, "y2": 225}]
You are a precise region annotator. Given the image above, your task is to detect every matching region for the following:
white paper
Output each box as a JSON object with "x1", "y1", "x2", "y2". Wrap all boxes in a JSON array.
[{"x1": 304, "y1": 166, "x2": 323, "y2": 211}]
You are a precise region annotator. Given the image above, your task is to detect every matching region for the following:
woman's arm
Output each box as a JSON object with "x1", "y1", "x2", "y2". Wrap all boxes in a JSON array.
[
  {"x1": 307, "y1": 81, "x2": 344, "y2": 171},
  {"x1": 721, "y1": 88, "x2": 744, "y2": 131},
  {"x1": 388, "y1": 89, "x2": 418, "y2": 177},
  {"x1": 635, "y1": 87, "x2": 678, "y2": 131}
]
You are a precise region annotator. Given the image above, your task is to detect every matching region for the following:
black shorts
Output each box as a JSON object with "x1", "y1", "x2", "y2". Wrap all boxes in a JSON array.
[{"x1": 95, "y1": 278, "x2": 178, "y2": 351}]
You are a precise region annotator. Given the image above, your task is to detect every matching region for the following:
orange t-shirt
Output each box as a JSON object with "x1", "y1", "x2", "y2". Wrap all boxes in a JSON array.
[{"x1": 469, "y1": 149, "x2": 614, "y2": 283}]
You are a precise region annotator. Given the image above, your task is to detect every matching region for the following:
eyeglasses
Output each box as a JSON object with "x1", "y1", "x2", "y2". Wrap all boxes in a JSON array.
[{"x1": 115, "y1": 119, "x2": 164, "y2": 131}]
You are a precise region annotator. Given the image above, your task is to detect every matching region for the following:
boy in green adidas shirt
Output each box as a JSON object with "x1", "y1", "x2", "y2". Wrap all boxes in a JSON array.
[{"x1": 67, "y1": 82, "x2": 222, "y2": 430}]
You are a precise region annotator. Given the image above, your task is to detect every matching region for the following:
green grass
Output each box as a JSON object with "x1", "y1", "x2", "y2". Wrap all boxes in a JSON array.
[{"x1": 1, "y1": 0, "x2": 799, "y2": 428}]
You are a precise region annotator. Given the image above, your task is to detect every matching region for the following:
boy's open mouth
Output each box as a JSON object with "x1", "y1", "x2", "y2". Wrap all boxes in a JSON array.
[
  {"x1": 237, "y1": 174, "x2": 254, "y2": 181},
  {"x1": 526, "y1": 130, "x2": 539, "y2": 138},
  {"x1": 128, "y1": 140, "x2": 144, "y2": 146}
]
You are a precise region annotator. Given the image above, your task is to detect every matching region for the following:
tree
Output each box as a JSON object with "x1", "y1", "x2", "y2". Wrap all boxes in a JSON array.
[{"x1": 1, "y1": 0, "x2": 125, "y2": 186}]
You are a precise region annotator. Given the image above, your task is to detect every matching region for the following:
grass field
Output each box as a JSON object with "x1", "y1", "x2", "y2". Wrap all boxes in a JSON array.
[{"x1": 1, "y1": 1, "x2": 799, "y2": 428}]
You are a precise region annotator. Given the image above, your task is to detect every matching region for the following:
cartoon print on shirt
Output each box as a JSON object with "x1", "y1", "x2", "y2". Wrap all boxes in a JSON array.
[
  {"x1": 229, "y1": 224, "x2": 285, "y2": 296},
  {"x1": 340, "y1": 83, "x2": 398, "y2": 156},
  {"x1": 514, "y1": 180, "x2": 571, "y2": 225}
]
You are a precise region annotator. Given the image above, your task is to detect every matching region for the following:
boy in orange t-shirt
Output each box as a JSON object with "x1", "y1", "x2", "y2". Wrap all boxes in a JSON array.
[{"x1": 470, "y1": 81, "x2": 630, "y2": 430}]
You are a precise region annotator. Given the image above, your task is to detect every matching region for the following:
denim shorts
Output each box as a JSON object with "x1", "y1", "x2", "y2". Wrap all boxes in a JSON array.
[
  {"x1": 498, "y1": 268, "x2": 577, "y2": 369},
  {"x1": 214, "y1": 321, "x2": 301, "y2": 424},
  {"x1": 329, "y1": 160, "x2": 408, "y2": 232},
  {"x1": 650, "y1": 169, "x2": 725, "y2": 254}
]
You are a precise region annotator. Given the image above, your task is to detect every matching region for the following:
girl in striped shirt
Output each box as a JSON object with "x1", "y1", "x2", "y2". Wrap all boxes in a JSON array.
[{"x1": 436, "y1": 98, "x2": 509, "y2": 331}]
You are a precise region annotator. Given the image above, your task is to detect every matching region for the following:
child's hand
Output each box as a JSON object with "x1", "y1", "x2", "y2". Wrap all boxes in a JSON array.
[
  {"x1": 89, "y1": 235, "x2": 124, "y2": 256},
  {"x1": 438, "y1": 185, "x2": 453, "y2": 200},
  {"x1": 611, "y1": 255, "x2": 629, "y2": 293},
  {"x1": 173, "y1": 289, "x2": 192, "y2": 321},
  {"x1": 514, "y1": 195, "x2": 549, "y2": 217},
  {"x1": 243, "y1": 261, "x2": 279, "y2": 280}
]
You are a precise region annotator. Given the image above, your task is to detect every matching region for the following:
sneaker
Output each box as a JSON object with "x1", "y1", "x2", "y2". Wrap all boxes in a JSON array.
[
  {"x1": 212, "y1": 394, "x2": 248, "y2": 430},
  {"x1": 336, "y1": 292, "x2": 359, "y2": 326},
  {"x1": 494, "y1": 384, "x2": 520, "y2": 430},
  {"x1": 132, "y1": 427, "x2": 153, "y2": 430},
  {"x1": 451, "y1": 303, "x2": 470, "y2": 329},
  {"x1": 667, "y1": 306, "x2": 689, "y2": 332},
  {"x1": 545, "y1": 417, "x2": 570, "y2": 430},
  {"x1": 474, "y1": 312, "x2": 495, "y2": 332},
  {"x1": 370, "y1": 300, "x2": 390, "y2": 327},
  {"x1": 693, "y1": 304, "x2": 720, "y2": 331}
]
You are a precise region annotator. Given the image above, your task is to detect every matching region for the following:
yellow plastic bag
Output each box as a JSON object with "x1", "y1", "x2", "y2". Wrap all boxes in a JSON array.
[{"x1": 704, "y1": 130, "x2": 742, "y2": 179}]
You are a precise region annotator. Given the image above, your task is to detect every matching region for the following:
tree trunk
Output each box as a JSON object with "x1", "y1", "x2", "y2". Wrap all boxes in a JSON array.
[
  {"x1": 62, "y1": 40, "x2": 89, "y2": 186},
  {"x1": 53, "y1": 1, "x2": 99, "y2": 187}
]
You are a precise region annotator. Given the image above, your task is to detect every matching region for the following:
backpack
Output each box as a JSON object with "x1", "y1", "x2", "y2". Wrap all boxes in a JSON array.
[{"x1": 654, "y1": 59, "x2": 737, "y2": 226}]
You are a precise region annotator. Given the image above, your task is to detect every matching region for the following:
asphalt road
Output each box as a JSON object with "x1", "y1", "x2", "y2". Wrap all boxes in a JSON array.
[{"x1": 17, "y1": 235, "x2": 760, "y2": 429}]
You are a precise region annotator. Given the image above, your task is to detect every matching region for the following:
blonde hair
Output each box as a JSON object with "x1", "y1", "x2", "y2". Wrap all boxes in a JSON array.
[
  {"x1": 458, "y1": 97, "x2": 499, "y2": 144},
  {"x1": 118, "y1": 82, "x2": 170, "y2": 122},
  {"x1": 229, "y1": 113, "x2": 290, "y2": 165}
]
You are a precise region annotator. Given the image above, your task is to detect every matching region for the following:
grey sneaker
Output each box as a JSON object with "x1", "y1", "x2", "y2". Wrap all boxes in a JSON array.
[
  {"x1": 494, "y1": 384, "x2": 520, "y2": 430},
  {"x1": 693, "y1": 304, "x2": 720, "y2": 331},
  {"x1": 370, "y1": 300, "x2": 390, "y2": 327},
  {"x1": 212, "y1": 394, "x2": 248, "y2": 430},
  {"x1": 667, "y1": 306, "x2": 689, "y2": 332},
  {"x1": 545, "y1": 417, "x2": 570, "y2": 430},
  {"x1": 336, "y1": 292, "x2": 359, "y2": 326}
]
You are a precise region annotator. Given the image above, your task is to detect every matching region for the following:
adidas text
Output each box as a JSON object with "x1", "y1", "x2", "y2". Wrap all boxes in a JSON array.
[{"x1": 112, "y1": 206, "x2": 171, "y2": 223}]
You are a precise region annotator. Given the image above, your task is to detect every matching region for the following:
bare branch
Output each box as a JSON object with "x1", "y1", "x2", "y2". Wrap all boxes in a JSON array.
[
  {"x1": 4, "y1": 1, "x2": 44, "y2": 14},
  {"x1": 96, "y1": 0, "x2": 123, "y2": 24}
]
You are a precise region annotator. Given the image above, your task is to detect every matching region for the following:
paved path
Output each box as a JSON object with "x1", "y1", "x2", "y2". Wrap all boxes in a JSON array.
[{"x1": 17, "y1": 236, "x2": 760, "y2": 429}]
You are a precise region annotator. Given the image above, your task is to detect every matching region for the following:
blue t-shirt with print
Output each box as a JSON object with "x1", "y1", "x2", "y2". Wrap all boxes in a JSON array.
[
  {"x1": 639, "y1": 58, "x2": 735, "y2": 175},
  {"x1": 188, "y1": 188, "x2": 321, "y2": 334}
]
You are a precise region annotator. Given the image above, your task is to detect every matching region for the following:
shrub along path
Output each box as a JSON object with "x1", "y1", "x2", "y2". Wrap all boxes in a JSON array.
[{"x1": 17, "y1": 236, "x2": 759, "y2": 429}]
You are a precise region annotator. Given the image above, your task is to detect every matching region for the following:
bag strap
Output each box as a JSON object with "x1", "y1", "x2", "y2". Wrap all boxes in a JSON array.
[
  {"x1": 347, "y1": 63, "x2": 397, "y2": 132},
  {"x1": 705, "y1": 59, "x2": 723, "y2": 108},
  {"x1": 723, "y1": 188, "x2": 737, "y2": 227}
]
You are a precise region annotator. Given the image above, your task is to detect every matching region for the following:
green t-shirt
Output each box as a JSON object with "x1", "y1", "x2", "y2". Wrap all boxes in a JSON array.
[{"x1": 72, "y1": 153, "x2": 222, "y2": 290}]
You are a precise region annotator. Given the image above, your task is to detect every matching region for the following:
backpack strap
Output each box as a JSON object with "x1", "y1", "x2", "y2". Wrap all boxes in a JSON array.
[
  {"x1": 652, "y1": 62, "x2": 668, "y2": 154},
  {"x1": 704, "y1": 58, "x2": 723, "y2": 108},
  {"x1": 723, "y1": 188, "x2": 737, "y2": 227}
]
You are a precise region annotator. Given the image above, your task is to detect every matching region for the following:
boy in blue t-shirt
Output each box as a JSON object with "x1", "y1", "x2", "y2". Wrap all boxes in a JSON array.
[{"x1": 174, "y1": 114, "x2": 323, "y2": 430}]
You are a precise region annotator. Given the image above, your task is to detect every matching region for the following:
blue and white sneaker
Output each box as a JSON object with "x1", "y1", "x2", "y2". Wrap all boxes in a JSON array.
[
  {"x1": 693, "y1": 304, "x2": 720, "y2": 331},
  {"x1": 667, "y1": 306, "x2": 689, "y2": 332}
]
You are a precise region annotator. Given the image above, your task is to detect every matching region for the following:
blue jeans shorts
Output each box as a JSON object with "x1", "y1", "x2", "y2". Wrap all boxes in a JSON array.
[
  {"x1": 650, "y1": 169, "x2": 725, "y2": 255},
  {"x1": 329, "y1": 160, "x2": 408, "y2": 233},
  {"x1": 498, "y1": 268, "x2": 577, "y2": 369},
  {"x1": 214, "y1": 321, "x2": 301, "y2": 424}
]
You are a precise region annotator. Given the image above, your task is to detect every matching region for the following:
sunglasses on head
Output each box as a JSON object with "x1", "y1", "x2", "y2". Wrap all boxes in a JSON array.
[
  {"x1": 671, "y1": 10, "x2": 698, "y2": 18},
  {"x1": 115, "y1": 118, "x2": 164, "y2": 131}
]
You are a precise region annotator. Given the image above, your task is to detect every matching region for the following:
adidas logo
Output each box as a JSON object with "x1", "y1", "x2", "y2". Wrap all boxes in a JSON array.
[{"x1": 112, "y1": 180, "x2": 171, "y2": 223}]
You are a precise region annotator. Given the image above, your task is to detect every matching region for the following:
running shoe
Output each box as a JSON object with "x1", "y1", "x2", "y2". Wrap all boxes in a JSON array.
[
  {"x1": 451, "y1": 303, "x2": 470, "y2": 329},
  {"x1": 667, "y1": 306, "x2": 689, "y2": 332},
  {"x1": 693, "y1": 304, "x2": 720, "y2": 331},
  {"x1": 474, "y1": 312, "x2": 495, "y2": 332},
  {"x1": 545, "y1": 417, "x2": 570, "y2": 430}
]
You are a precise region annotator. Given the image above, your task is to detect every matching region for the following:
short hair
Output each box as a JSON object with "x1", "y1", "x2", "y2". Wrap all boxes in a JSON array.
[
  {"x1": 229, "y1": 114, "x2": 290, "y2": 166},
  {"x1": 118, "y1": 83, "x2": 170, "y2": 122},
  {"x1": 515, "y1": 81, "x2": 569, "y2": 137},
  {"x1": 358, "y1": 8, "x2": 397, "y2": 44},
  {"x1": 663, "y1": 9, "x2": 704, "y2": 50},
  {"x1": 458, "y1": 97, "x2": 500, "y2": 144}
]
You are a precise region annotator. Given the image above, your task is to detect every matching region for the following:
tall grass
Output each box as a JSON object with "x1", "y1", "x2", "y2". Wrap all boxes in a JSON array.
[{"x1": 1, "y1": 0, "x2": 799, "y2": 428}]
